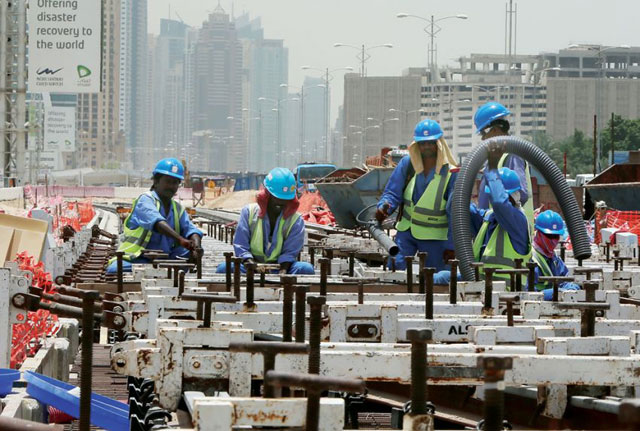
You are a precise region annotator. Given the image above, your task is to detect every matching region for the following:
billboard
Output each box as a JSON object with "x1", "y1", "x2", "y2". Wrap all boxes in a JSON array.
[
  {"x1": 44, "y1": 107, "x2": 75, "y2": 152},
  {"x1": 28, "y1": 0, "x2": 102, "y2": 93}
]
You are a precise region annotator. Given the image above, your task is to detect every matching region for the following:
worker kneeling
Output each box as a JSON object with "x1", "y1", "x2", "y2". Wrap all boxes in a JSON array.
[
  {"x1": 376, "y1": 119, "x2": 458, "y2": 272},
  {"x1": 215, "y1": 167, "x2": 314, "y2": 275},
  {"x1": 106, "y1": 158, "x2": 203, "y2": 274},
  {"x1": 528, "y1": 210, "x2": 580, "y2": 300}
]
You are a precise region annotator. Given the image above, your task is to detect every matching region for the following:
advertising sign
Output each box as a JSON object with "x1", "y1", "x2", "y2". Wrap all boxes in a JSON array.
[
  {"x1": 44, "y1": 106, "x2": 75, "y2": 152},
  {"x1": 28, "y1": 0, "x2": 102, "y2": 93}
]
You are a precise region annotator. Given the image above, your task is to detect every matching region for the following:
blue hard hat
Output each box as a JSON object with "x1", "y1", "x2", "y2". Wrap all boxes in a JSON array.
[
  {"x1": 153, "y1": 158, "x2": 184, "y2": 180},
  {"x1": 413, "y1": 119, "x2": 443, "y2": 142},
  {"x1": 474, "y1": 102, "x2": 511, "y2": 134},
  {"x1": 485, "y1": 167, "x2": 521, "y2": 195},
  {"x1": 535, "y1": 210, "x2": 565, "y2": 235},
  {"x1": 264, "y1": 167, "x2": 297, "y2": 200}
]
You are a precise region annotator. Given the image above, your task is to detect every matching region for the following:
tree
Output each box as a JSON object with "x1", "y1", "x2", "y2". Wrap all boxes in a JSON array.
[{"x1": 600, "y1": 115, "x2": 640, "y2": 164}]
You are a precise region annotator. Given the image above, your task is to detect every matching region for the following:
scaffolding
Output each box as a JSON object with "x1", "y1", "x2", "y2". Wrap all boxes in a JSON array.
[{"x1": 0, "y1": 0, "x2": 27, "y2": 186}]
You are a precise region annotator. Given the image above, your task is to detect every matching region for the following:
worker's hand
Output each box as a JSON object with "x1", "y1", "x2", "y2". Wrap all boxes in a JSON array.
[
  {"x1": 178, "y1": 237, "x2": 193, "y2": 250},
  {"x1": 486, "y1": 141, "x2": 507, "y2": 170},
  {"x1": 279, "y1": 262, "x2": 292, "y2": 275},
  {"x1": 278, "y1": 268, "x2": 288, "y2": 275},
  {"x1": 190, "y1": 245, "x2": 203, "y2": 260},
  {"x1": 375, "y1": 203, "x2": 390, "y2": 223},
  {"x1": 443, "y1": 249, "x2": 456, "y2": 263}
]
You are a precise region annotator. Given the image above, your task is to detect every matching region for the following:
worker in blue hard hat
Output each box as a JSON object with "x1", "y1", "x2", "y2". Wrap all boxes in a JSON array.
[
  {"x1": 433, "y1": 144, "x2": 531, "y2": 287},
  {"x1": 216, "y1": 167, "x2": 314, "y2": 275},
  {"x1": 375, "y1": 119, "x2": 459, "y2": 272},
  {"x1": 106, "y1": 158, "x2": 203, "y2": 274},
  {"x1": 529, "y1": 210, "x2": 580, "y2": 300},
  {"x1": 474, "y1": 102, "x2": 534, "y2": 228}
]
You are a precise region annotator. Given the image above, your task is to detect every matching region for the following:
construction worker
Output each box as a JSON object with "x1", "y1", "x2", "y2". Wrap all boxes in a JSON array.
[
  {"x1": 106, "y1": 158, "x2": 202, "y2": 274},
  {"x1": 375, "y1": 119, "x2": 458, "y2": 272},
  {"x1": 216, "y1": 167, "x2": 314, "y2": 275},
  {"x1": 529, "y1": 210, "x2": 580, "y2": 300},
  {"x1": 432, "y1": 148, "x2": 531, "y2": 286},
  {"x1": 469, "y1": 140, "x2": 532, "y2": 288},
  {"x1": 474, "y1": 101, "x2": 534, "y2": 226}
]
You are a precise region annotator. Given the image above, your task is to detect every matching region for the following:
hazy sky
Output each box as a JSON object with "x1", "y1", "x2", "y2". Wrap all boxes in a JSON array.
[{"x1": 148, "y1": 0, "x2": 637, "y2": 121}]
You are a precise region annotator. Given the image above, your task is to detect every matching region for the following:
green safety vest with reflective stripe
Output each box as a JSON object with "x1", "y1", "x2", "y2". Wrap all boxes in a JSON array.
[
  {"x1": 531, "y1": 248, "x2": 553, "y2": 291},
  {"x1": 396, "y1": 166, "x2": 452, "y2": 241},
  {"x1": 472, "y1": 209, "x2": 532, "y2": 290},
  {"x1": 110, "y1": 192, "x2": 184, "y2": 264},
  {"x1": 248, "y1": 203, "x2": 301, "y2": 263},
  {"x1": 498, "y1": 153, "x2": 534, "y2": 232}
]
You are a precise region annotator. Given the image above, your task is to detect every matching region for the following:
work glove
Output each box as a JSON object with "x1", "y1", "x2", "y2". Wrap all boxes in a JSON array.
[
  {"x1": 486, "y1": 141, "x2": 507, "y2": 170},
  {"x1": 375, "y1": 203, "x2": 390, "y2": 223}
]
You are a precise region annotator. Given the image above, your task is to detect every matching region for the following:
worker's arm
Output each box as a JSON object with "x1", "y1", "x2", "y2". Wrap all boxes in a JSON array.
[
  {"x1": 377, "y1": 156, "x2": 411, "y2": 214},
  {"x1": 278, "y1": 216, "x2": 306, "y2": 269},
  {"x1": 154, "y1": 221, "x2": 191, "y2": 249},
  {"x1": 233, "y1": 206, "x2": 255, "y2": 261},
  {"x1": 503, "y1": 154, "x2": 529, "y2": 206},
  {"x1": 178, "y1": 207, "x2": 204, "y2": 256},
  {"x1": 551, "y1": 255, "x2": 581, "y2": 290},
  {"x1": 484, "y1": 169, "x2": 529, "y2": 255}
]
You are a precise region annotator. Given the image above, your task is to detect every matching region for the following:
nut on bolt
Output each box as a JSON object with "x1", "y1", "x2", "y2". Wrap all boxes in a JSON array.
[{"x1": 12, "y1": 293, "x2": 26, "y2": 308}]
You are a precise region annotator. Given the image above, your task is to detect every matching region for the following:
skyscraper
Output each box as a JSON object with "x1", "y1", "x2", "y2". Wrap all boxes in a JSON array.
[
  {"x1": 120, "y1": 0, "x2": 148, "y2": 169},
  {"x1": 192, "y1": 4, "x2": 244, "y2": 172},
  {"x1": 237, "y1": 14, "x2": 289, "y2": 173},
  {"x1": 151, "y1": 19, "x2": 189, "y2": 168},
  {"x1": 75, "y1": 0, "x2": 125, "y2": 170}
]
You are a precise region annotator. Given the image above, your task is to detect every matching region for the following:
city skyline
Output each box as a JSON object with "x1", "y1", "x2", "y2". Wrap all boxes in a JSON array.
[{"x1": 148, "y1": 0, "x2": 639, "y2": 122}]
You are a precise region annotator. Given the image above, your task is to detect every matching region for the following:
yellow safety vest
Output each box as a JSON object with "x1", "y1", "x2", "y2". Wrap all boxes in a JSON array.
[
  {"x1": 498, "y1": 154, "x2": 534, "y2": 232},
  {"x1": 396, "y1": 166, "x2": 452, "y2": 241},
  {"x1": 248, "y1": 203, "x2": 301, "y2": 263},
  {"x1": 532, "y1": 249, "x2": 554, "y2": 291},
  {"x1": 472, "y1": 209, "x2": 532, "y2": 290},
  {"x1": 109, "y1": 192, "x2": 184, "y2": 264}
]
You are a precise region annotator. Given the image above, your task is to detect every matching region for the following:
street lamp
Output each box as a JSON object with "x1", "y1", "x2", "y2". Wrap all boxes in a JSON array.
[
  {"x1": 397, "y1": 12, "x2": 467, "y2": 83},
  {"x1": 349, "y1": 124, "x2": 380, "y2": 164},
  {"x1": 333, "y1": 43, "x2": 393, "y2": 77},
  {"x1": 301, "y1": 65, "x2": 354, "y2": 161}
]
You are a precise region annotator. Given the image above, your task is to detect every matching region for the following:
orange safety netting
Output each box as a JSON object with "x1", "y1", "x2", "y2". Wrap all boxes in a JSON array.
[
  {"x1": 595, "y1": 210, "x2": 640, "y2": 245},
  {"x1": 10, "y1": 252, "x2": 60, "y2": 369}
]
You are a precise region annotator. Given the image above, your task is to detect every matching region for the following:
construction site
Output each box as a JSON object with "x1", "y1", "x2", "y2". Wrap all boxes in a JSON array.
[{"x1": 4, "y1": 0, "x2": 640, "y2": 430}]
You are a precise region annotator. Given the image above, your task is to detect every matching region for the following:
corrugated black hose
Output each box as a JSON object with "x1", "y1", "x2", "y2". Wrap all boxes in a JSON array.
[{"x1": 452, "y1": 136, "x2": 591, "y2": 281}]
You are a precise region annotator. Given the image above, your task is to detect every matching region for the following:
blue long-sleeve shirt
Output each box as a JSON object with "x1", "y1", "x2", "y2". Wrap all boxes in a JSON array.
[
  {"x1": 378, "y1": 156, "x2": 458, "y2": 250},
  {"x1": 477, "y1": 154, "x2": 529, "y2": 209},
  {"x1": 471, "y1": 169, "x2": 529, "y2": 256},
  {"x1": 127, "y1": 191, "x2": 202, "y2": 254},
  {"x1": 234, "y1": 205, "x2": 306, "y2": 264},
  {"x1": 529, "y1": 252, "x2": 577, "y2": 290}
]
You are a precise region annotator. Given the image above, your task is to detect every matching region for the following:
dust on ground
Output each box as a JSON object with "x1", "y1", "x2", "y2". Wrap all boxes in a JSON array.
[{"x1": 205, "y1": 190, "x2": 256, "y2": 210}]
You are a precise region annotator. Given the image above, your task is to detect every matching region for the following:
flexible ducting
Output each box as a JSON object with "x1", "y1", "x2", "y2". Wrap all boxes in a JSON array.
[{"x1": 452, "y1": 136, "x2": 591, "y2": 281}]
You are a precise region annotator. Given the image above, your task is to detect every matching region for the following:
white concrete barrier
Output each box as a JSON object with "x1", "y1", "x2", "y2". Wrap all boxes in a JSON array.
[{"x1": 0, "y1": 187, "x2": 24, "y2": 201}]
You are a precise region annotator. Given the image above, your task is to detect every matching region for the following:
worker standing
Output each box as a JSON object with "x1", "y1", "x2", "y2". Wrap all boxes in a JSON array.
[
  {"x1": 106, "y1": 158, "x2": 202, "y2": 273},
  {"x1": 474, "y1": 101, "x2": 534, "y2": 226},
  {"x1": 216, "y1": 167, "x2": 314, "y2": 275},
  {"x1": 470, "y1": 141, "x2": 532, "y2": 288},
  {"x1": 375, "y1": 119, "x2": 458, "y2": 272},
  {"x1": 529, "y1": 210, "x2": 580, "y2": 300}
]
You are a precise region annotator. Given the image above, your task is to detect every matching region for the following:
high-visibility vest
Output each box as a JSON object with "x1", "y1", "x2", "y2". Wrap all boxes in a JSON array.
[
  {"x1": 396, "y1": 166, "x2": 452, "y2": 241},
  {"x1": 531, "y1": 248, "x2": 554, "y2": 291},
  {"x1": 109, "y1": 192, "x2": 184, "y2": 264},
  {"x1": 248, "y1": 203, "x2": 301, "y2": 263},
  {"x1": 472, "y1": 209, "x2": 532, "y2": 290},
  {"x1": 498, "y1": 154, "x2": 534, "y2": 231}
]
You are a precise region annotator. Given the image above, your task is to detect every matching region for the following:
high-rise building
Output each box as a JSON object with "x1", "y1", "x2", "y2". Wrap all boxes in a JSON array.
[
  {"x1": 75, "y1": 0, "x2": 125, "y2": 170},
  {"x1": 150, "y1": 19, "x2": 189, "y2": 169},
  {"x1": 302, "y1": 76, "x2": 328, "y2": 162},
  {"x1": 191, "y1": 4, "x2": 244, "y2": 171},
  {"x1": 119, "y1": 0, "x2": 148, "y2": 169},
  {"x1": 237, "y1": 14, "x2": 288, "y2": 173},
  {"x1": 541, "y1": 45, "x2": 640, "y2": 141},
  {"x1": 342, "y1": 72, "x2": 422, "y2": 165}
]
